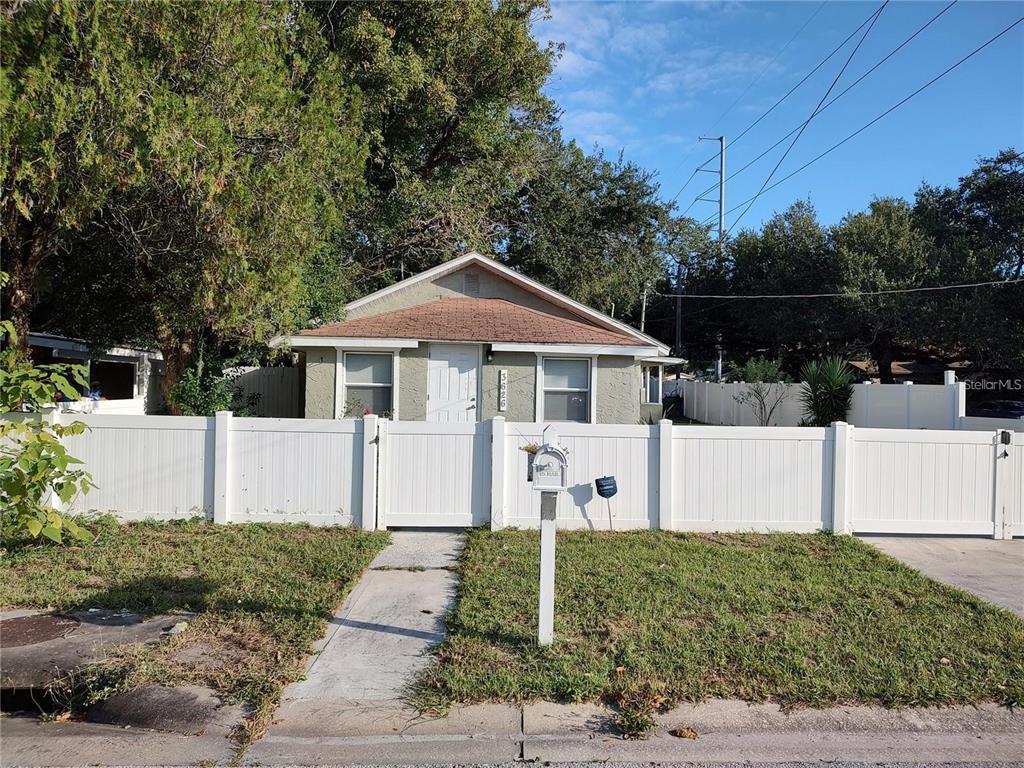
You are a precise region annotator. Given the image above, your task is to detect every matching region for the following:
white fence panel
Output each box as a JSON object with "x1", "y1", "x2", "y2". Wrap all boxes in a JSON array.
[
  {"x1": 682, "y1": 380, "x2": 961, "y2": 430},
  {"x1": 1011, "y1": 432, "x2": 1024, "y2": 537},
  {"x1": 64, "y1": 415, "x2": 213, "y2": 520},
  {"x1": 503, "y1": 423, "x2": 656, "y2": 530},
  {"x1": 7, "y1": 411, "x2": 1018, "y2": 538},
  {"x1": 959, "y1": 415, "x2": 1024, "y2": 432},
  {"x1": 382, "y1": 421, "x2": 490, "y2": 527},
  {"x1": 672, "y1": 426, "x2": 832, "y2": 532},
  {"x1": 231, "y1": 418, "x2": 362, "y2": 525},
  {"x1": 851, "y1": 428, "x2": 996, "y2": 535}
]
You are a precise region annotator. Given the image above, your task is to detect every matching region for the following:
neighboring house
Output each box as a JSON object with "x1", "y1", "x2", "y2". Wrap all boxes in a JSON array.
[
  {"x1": 273, "y1": 252, "x2": 677, "y2": 424},
  {"x1": 28, "y1": 332, "x2": 164, "y2": 414}
]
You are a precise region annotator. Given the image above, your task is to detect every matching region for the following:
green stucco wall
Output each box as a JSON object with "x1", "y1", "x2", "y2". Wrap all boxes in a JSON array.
[
  {"x1": 398, "y1": 344, "x2": 428, "y2": 420},
  {"x1": 596, "y1": 356, "x2": 641, "y2": 424},
  {"x1": 480, "y1": 351, "x2": 536, "y2": 423},
  {"x1": 303, "y1": 347, "x2": 336, "y2": 419},
  {"x1": 300, "y1": 346, "x2": 646, "y2": 424}
]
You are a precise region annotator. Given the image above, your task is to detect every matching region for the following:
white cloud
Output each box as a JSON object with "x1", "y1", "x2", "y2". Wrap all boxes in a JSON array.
[
  {"x1": 560, "y1": 109, "x2": 635, "y2": 150},
  {"x1": 555, "y1": 48, "x2": 602, "y2": 78}
]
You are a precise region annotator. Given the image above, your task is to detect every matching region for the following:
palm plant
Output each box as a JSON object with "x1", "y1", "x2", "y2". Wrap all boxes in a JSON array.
[{"x1": 799, "y1": 357, "x2": 854, "y2": 427}]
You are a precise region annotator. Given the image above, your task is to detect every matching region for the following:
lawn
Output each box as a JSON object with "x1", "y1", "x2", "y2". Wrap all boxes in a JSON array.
[
  {"x1": 417, "y1": 529, "x2": 1024, "y2": 735},
  {"x1": 0, "y1": 516, "x2": 389, "y2": 743}
]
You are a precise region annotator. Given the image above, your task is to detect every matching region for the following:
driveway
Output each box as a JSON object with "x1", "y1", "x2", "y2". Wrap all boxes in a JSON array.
[{"x1": 863, "y1": 536, "x2": 1024, "y2": 617}]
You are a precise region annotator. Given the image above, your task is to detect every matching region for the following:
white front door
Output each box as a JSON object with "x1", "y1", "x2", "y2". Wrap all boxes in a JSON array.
[{"x1": 427, "y1": 344, "x2": 480, "y2": 423}]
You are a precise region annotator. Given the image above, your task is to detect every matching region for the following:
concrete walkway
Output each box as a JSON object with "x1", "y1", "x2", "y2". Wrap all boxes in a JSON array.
[
  {"x1": 246, "y1": 530, "x2": 472, "y2": 762},
  {"x1": 864, "y1": 536, "x2": 1024, "y2": 617}
]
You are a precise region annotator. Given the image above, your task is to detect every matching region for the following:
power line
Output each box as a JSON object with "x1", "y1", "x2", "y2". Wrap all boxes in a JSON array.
[
  {"x1": 669, "y1": 1, "x2": 826, "y2": 208},
  {"x1": 728, "y1": 0, "x2": 889, "y2": 234},
  {"x1": 656, "y1": 278, "x2": 1024, "y2": 300},
  {"x1": 670, "y1": 153, "x2": 719, "y2": 205},
  {"x1": 713, "y1": 13, "x2": 1024, "y2": 229},
  {"x1": 728, "y1": 4, "x2": 888, "y2": 148},
  {"x1": 704, "y1": 1, "x2": 828, "y2": 136},
  {"x1": 687, "y1": 0, "x2": 959, "y2": 211}
]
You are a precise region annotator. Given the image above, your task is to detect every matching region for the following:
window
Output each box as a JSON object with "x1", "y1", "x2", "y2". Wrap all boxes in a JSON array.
[
  {"x1": 542, "y1": 358, "x2": 590, "y2": 422},
  {"x1": 344, "y1": 353, "x2": 393, "y2": 416},
  {"x1": 642, "y1": 365, "x2": 662, "y2": 404}
]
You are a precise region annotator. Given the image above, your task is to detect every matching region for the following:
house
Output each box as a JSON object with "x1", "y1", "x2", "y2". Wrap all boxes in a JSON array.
[
  {"x1": 272, "y1": 252, "x2": 677, "y2": 424},
  {"x1": 28, "y1": 332, "x2": 163, "y2": 414}
]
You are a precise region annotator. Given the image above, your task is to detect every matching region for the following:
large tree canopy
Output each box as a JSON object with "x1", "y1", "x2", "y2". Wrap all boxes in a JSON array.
[
  {"x1": 4, "y1": 1, "x2": 1021, "y2": 398},
  {"x1": 302, "y1": 0, "x2": 556, "y2": 312},
  {"x1": 503, "y1": 137, "x2": 668, "y2": 318},
  {"x1": 4, "y1": 1, "x2": 367, "y2": 405}
]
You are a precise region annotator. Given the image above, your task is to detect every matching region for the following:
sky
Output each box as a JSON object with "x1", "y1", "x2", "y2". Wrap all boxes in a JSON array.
[{"x1": 532, "y1": 0, "x2": 1024, "y2": 233}]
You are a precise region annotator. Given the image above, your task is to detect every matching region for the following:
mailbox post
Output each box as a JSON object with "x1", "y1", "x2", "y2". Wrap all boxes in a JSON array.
[{"x1": 531, "y1": 425, "x2": 569, "y2": 645}]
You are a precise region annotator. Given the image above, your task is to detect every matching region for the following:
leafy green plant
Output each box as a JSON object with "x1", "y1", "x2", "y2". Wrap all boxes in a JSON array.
[
  {"x1": 0, "y1": 304, "x2": 94, "y2": 543},
  {"x1": 799, "y1": 357, "x2": 854, "y2": 427},
  {"x1": 168, "y1": 344, "x2": 259, "y2": 417},
  {"x1": 732, "y1": 357, "x2": 790, "y2": 426}
]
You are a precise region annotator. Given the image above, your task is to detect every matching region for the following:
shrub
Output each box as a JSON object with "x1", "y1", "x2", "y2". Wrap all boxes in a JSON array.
[
  {"x1": 733, "y1": 357, "x2": 790, "y2": 426},
  {"x1": 169, "y1": 346, "x2": 259, "y2": 416},
  {"x1": 0, "y1": 303, "x2": 94, "y2": 543},
  {"x1": 799, "y1": 357, "x2": 854, "y2": 426}
]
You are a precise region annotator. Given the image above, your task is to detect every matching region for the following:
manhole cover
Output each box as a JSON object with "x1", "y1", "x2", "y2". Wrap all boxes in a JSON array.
[{"x1": 0, "y1": 615, "x2": 80, "y2": 648}]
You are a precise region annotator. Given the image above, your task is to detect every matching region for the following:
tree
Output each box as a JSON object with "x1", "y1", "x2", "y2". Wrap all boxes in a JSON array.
[
  {"x1": 830, "y1": 198, "x2": 935, "y2": 383},
  {"x1": 12, "y1": 1, "x2": 368, "y2": 407},
  {"x1": 729, "y1": 201, "x2": 840, "y2": 368},
  {"x1": 504, "y1": 137, "x2": 668, "y2": 317},
  {"x1": 307, "y1": 0, "x2": 555, "y2": 301},
  {"x1": 1, "y1": 1, "x2": 153, "y2": 349},
  {"x1": 914, "y1": 149, "x2": 1024, "y2": 372}
]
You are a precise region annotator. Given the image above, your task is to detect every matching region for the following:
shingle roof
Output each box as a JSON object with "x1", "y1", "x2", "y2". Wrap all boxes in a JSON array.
[{"x1": 295, "y1": 298, "x2": 641, "y2": 346}]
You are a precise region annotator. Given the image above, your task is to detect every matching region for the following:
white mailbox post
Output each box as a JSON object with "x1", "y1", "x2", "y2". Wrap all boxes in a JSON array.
[{"x1": 532, "y1": 425, "x2": 569, "y2": 645}]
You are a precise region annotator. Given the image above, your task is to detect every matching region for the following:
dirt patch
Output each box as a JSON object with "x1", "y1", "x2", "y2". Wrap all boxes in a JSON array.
[{"x1": 0, "y1": 615, "x2": 80, "y2": 648}]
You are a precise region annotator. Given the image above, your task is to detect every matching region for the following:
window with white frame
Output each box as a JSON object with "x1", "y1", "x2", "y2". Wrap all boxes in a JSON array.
[
  {"x1": 642, "y1": 365, "x2": 662, "y2": 404},
  {"x1": 542, "y1": 358, "x2": 590, "y2": 422},
  {"x1": 344, "y1": 352, "x2": 393, "y2": 416}
]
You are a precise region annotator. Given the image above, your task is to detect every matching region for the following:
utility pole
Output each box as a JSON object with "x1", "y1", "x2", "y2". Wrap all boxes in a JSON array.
[
  {"x1": 698, "y1": 135, "x2": 726, "y2": 252},
  {"x1": 673, "y1": 263, "x2": 682, "y2": 360},
  {"x1": 639, "y1": 284, "x2": 648, "y2": 333}
]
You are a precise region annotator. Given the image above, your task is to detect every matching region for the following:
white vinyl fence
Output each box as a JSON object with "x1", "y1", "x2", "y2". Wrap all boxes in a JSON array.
[
  {"x1": 15, "y1": 411, "x2": 1021, "y2": 539},
  {"x1": 676, "y1": 376, "x2": 1024, "y2": 433}
]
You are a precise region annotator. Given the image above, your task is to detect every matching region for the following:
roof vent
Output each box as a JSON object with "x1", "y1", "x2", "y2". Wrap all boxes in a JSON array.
[{"x1": 463, "y1": 271, "x2": 480, "y2": 297}]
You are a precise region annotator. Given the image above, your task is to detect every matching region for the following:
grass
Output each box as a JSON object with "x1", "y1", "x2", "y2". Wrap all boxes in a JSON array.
[
  {"x1": 416, "y1": 529, "x2": 1024, "y2": 736},
  {"x1": 0, "y1": 516, "x2": 389, "y2": 744}
]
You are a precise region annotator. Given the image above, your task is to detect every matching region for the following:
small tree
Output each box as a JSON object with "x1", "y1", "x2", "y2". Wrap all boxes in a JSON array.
[
  {"x1": 0, "y1": 307, "x2": 94, "y2": 543},
  {"x1": 799, "y1": 357, "x2": 855, "y2": 427},
  {"x1": 733, "y1": 357, "x2": 790, "y2": 427}
]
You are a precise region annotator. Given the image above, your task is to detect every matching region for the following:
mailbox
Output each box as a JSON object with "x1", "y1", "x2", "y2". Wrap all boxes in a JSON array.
[{"x1": 532, "y1": 443, "x2": 569, "y2": 492}]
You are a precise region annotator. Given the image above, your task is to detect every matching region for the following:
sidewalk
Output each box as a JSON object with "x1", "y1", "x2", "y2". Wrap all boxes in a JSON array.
[{"x1": 245, "y1": 530, "x2": 476, "y2": 762}]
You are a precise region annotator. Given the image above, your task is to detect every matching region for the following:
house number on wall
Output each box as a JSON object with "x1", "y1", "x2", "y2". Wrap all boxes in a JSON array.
[{"x1": 498, "y1": 369, "x2": 508, "y2": 412}]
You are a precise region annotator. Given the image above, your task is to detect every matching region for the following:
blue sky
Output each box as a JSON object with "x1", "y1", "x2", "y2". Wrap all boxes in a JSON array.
[{"x1": 533, "y1": 0, "x2": 1023, "y2": 232}]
